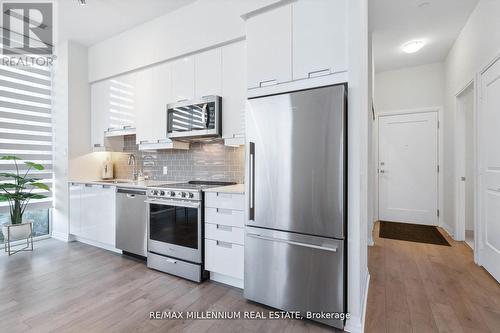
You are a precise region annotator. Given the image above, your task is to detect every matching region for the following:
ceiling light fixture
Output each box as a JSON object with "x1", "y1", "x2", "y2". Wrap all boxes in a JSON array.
[{"x1": 402, "y1": 40, "x2": 425, "y2": 54}]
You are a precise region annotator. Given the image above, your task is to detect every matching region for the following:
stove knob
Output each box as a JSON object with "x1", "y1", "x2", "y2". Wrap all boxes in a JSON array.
[
  {"x1": 153, "y1": 190, "x2": 158, "y2": 196},
  {"x1": 169, "y1": 191, "x2": 176, "y2": 197},
  {"x1": 181, "y1": 192, "x2": 187, "y2": 198},
  {"x1": 188, "y1": 193, "x2": 194, "y2": 198},
  {"x1": 160, "y1": 190, "x2": 165, "y2": 196}
]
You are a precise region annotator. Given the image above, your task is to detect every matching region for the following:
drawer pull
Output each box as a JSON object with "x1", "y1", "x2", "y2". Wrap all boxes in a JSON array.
[
  {"x1": 165, "y1": 258, "x2": 177, "y2": 264},
  {"x1": 216, "y1": 192, "x2": 232, "y2": 198},
  {"x1": 259, "y1": 79, "x2": 277, "y2": 87},
  {"x1": 216, "y1": 241, "x2": 232, "y2": 248},
  {"x1": 216, "y1": 208, "x2": 232, "y2": 215},
  {"x1": 216, "y1": 224, "x2": 232, "y2": 232},
  {"x1": 308, "y1": 68, "x2": 331, "y2": 78}
]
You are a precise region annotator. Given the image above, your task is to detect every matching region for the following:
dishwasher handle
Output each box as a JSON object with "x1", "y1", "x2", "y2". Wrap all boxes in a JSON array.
[{"x1": 117, "y1": 188, "x2": 146, "y2": 196}]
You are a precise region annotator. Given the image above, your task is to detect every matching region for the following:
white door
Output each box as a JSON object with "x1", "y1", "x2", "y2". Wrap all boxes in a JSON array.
[
  {"x1": 478, "y1": 57, "x2": 500, "y2": 282},
  {"x1": 378, "y1": 112, "x2": 438, "y2": 225}
]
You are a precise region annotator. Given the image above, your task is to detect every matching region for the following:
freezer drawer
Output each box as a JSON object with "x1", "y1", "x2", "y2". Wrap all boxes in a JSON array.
[{"x1": 244, "y1": 227, "x2": 345, "y2": 329}]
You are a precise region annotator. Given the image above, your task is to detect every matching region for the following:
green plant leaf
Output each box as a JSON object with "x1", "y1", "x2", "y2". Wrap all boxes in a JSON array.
[
  {"x1": 0, "y1": 183, "x2": 17, "y2": 190},
  {"x1": 0, "y1": 194, "x2": 10, "y2": 202},
  {"x1": 31, "y1": 182, "x2": 49, "y2": 191},
  {"x1": 19, "y1": 177, "x2": 40, "y2": 185},
  {"x1": 23, "y1": 193, "x2": 46, "y2": 200},
  {"x1": 24, "y1": 161, "x2": 44, "y2": 170},
  {"x1": 0, "y1": 155, "x2": 21, "y2": 160},
  {"x1": 0, "y1": 172, "x2": 22, "y2": 179}
]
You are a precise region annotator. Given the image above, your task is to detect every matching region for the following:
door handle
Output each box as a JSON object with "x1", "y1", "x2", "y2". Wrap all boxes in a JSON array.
[
  {"x1": 246, "y1": 233, "x2": 337, "y2": 252},
  {"x1": 380, "y1": 170, "x2": 386, "y2": 173},
  {"x1": 249, "y1": 142, "x2": 255, "y2": 221},
  {"x1": 126, "y1": 194, "x2": 136, "y2": 198}
]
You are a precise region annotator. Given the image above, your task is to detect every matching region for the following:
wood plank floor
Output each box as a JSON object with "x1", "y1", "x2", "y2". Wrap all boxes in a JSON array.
[
  {"x1": 365, "y1": 221, "x2": 500, "y2": 333},
  {"x1": 0, "y1": 239, "x2": 338, "y2": 333}
]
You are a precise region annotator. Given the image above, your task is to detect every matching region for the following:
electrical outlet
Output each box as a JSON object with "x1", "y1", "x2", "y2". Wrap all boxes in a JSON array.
[{"x1": 163, "y1": 166, "x2": 168, "y2": 175}]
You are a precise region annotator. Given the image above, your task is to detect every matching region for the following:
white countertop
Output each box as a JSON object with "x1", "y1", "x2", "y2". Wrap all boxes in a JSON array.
[
  {"x1": 203, "y1": 184, "x2": 245, "y2": 194},
  {"x1": 68, "y1": 179, "x2": 181, "y2": 189},
  {"x1": 69, "y1": 180, "x2": 245, "y2": 193}
]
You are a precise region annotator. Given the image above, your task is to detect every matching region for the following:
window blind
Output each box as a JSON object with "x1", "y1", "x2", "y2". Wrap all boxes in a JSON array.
[{"x1": 0, "y1": 63, "x2": 53, "y2": 211}]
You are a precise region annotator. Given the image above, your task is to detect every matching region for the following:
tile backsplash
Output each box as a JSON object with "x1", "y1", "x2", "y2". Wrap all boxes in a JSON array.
[{"x1": 113, "y1": 136, "x2": 245, "y2": 183}]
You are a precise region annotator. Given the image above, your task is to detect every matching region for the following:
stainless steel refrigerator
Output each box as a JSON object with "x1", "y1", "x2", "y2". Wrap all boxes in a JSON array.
[{"x1": 244, "y1": 84, "x2": 347, "y2": 329}]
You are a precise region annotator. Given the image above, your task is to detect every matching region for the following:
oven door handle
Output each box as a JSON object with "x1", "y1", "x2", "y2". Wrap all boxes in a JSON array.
[{"x1": 144, "y1": 199, "x2": 201, "y2": 209}]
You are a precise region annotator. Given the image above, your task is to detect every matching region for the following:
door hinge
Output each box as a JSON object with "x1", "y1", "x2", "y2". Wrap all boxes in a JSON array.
[
  {"x1": 437, "y1": 165, "x2": 440, "y2": 172},
  {"x1": 437, "y1": 209, "x2": 440, "y2": 217},
  {"x1": 437, "y1": 121, "x2": 440, "y2": 129}
]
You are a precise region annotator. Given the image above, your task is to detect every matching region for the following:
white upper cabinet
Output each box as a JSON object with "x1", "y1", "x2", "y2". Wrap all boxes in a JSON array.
[
  {"x1": 195, "y1": 48, "x2": 222, "y2": 98},
  {"x1": 135, "y1": 68, "x2": 154, "y2": 144},
  {"x1": 151, "y1": 62, "x2": 172, "y2": 141},
  {"x1": 172, "y1": 56, "x2": 195, "y2": 101},
  {"x1": 246, "y1": 4, "x2": 292, "y2": 89},
  {"x1": 222, "y1": 41, "x2": 246, "y2": 142},
  {"x1": 107, "y1": 72, "x2": 137, "y2": 131},
  {"x1": 292, "y1": 0, "x2": 347, "y2": 80},
  {"x1": 91, "y1": 80, "x2": 110, "y2": 149}
]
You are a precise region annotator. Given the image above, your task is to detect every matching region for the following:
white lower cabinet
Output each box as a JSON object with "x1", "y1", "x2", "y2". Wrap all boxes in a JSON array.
[
  {"x1": 204, "y1": 191, "x2": 245, "y2": 288},
  {"x1": 69, "y1": 183, "x2": 117, "y2": 251}
]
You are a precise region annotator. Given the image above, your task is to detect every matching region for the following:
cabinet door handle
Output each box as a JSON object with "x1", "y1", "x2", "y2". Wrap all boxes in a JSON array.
[
  {"x1": 308, "y1": 69, "x2": 331, "y2": 78},
  {"x1": 216, "y1": 241, "x2": 232, "y2": 248},
  {"x1": 259, "y1": 79, "x2": 277, "y2": 87},
  {"x1": 216, "y1": 208, "x2": 232, "y2": 215},
  {"x1": 216, "y1": 224, "x2": 232, "y2": 232}
]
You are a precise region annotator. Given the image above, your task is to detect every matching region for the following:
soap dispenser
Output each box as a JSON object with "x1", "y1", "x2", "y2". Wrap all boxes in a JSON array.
[{"x1": 101, "y1": 157, "x2": 114, "y2": 180}]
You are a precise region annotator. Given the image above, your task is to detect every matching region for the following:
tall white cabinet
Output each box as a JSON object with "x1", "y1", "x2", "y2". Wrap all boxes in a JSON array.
[
  {"x1": 171, "y1": 56, "x2": 195, "y2": 102},
  {"x1": 195, "y1": 48, "x2": 222, "y2": 97},
  {"x1": 246, "y1": 5, "x2": 292, "y2": 89},
  {"x1": 222, "y1": 41, "x2": 246, "y2": 143},
  {"x1": 246, "y1": 0, "x2": 348, "y2": 95}
]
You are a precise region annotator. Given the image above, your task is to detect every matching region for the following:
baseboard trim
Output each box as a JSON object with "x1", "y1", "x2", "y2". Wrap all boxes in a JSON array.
[
  {"x1": 345, "y1": 272, "x2": 370, "y2": 333},
  {"x1": 210, "y1": 272, "x2": 244, "y2": 289},
  {"x1": 51, "y1": 231, "x2": 70, "y2": 242},
  {"x1": 73, "y1": 236, "x2": 122, "y2": 254}
]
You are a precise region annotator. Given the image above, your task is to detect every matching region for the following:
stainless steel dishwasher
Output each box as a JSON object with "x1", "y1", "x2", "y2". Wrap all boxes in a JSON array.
[{"x1": 116, "y1": 188, "x2": 147, "y2": 257}]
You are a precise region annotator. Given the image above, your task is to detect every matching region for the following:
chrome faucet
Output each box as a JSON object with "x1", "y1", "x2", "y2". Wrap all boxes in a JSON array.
[{"x1": 127, "y1": 154, "x2": 138, "y2": 181}]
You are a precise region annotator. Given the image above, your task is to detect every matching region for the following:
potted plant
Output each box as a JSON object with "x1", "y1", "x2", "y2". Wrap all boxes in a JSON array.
[{"x1": 0, "y1": 156, "x2": 49, "y2": 242}]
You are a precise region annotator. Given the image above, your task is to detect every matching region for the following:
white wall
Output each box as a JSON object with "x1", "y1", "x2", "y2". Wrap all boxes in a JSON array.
[
  {"x1": 345, "y1": 0, "x2": 369, "y2": 332},
  {"x1": 88, "y1": 0, "x2": 283, "y2": 82},
  {"x1": 372, "y1": 62, "x2": 445, "y2": 225},
  {"x1": 53, "y1": 41, "x2": 103, "y2": 240},
  {"x1": 375, "y1": 62, "x2": 444, "y2": 112},
  {"x1": 443, "y1": 0, "x2": 500, "y2": 236}
]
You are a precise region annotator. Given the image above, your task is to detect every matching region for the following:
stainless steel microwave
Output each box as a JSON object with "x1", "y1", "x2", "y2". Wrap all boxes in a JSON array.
[{"x1": 166, "y1": 95, "x2": 222, "y2": 140}]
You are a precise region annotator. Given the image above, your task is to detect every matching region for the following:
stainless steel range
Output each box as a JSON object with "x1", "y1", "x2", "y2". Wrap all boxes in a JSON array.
[{"x1": 145, "y1": 181, "x2": 235, "y2": 282}]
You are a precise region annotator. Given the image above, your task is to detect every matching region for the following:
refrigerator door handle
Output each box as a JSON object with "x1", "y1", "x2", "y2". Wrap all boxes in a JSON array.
[
  {"x1": 249, "y1": 142, "x2": 255, "y2": 220},
  {"x1": 246, "y1": 233, "x2": 337, "y2": 252}
]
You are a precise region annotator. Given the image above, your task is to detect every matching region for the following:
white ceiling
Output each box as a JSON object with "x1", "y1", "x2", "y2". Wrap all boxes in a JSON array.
[
  {"x1": 370, "y1": 0, "x2": 479, "y2": 72},
  {"x1": 57, "y1": 0, "x2": 196, "y2": 46}
]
